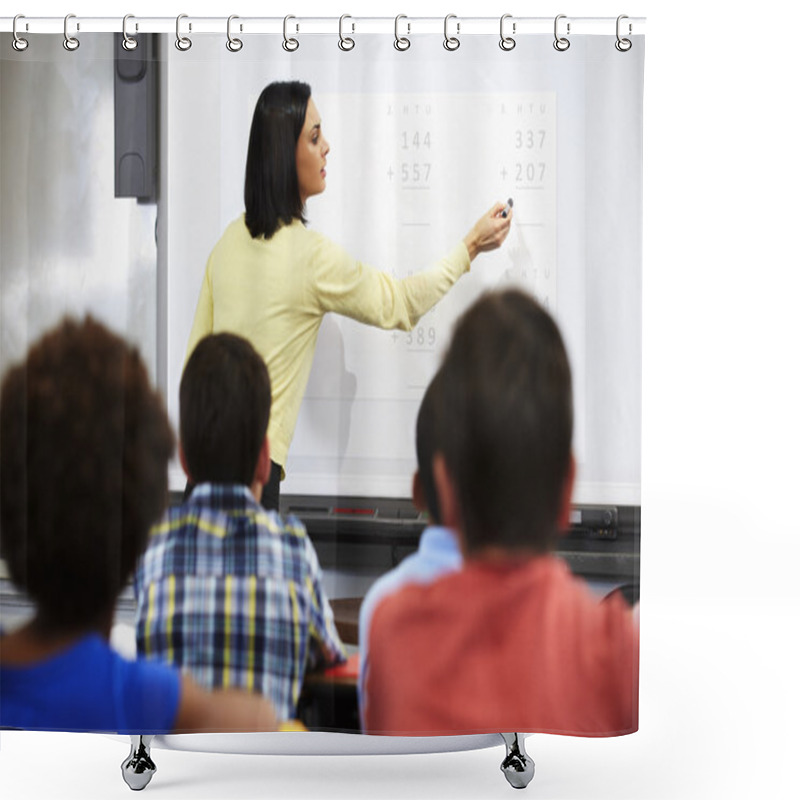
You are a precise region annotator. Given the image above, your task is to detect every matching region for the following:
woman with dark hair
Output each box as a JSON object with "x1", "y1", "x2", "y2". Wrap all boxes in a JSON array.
[{"x1": 186, "y1": 80, "x2": 512, "y2": 510}]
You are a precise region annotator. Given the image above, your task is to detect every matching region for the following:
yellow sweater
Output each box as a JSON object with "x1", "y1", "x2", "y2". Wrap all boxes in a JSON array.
[{"x1": 186, "y1": 215, "x2": 471, "y2": 471}]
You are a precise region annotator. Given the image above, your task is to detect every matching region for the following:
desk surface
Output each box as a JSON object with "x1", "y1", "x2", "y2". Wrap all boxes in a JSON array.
[
  {"x1": 304, "y1": 654, "x2": 359, "y2": 687},
  {"x1": 329, "y1": 597, "x2": 363, "y2": 646}
]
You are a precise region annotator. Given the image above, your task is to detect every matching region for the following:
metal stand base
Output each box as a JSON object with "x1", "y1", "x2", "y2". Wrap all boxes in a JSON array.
[
  {"x1": 500, "y1": 733, "x2": 535, "y2": 789},
  {"x1": 118, "y1": 732, "x2": 533, "y2": 790},
  {"x1": 121, "y1": 735, "x2": 156, "y2": 791}
]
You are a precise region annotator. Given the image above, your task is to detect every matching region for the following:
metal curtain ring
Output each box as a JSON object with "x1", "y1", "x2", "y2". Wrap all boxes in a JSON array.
[
  {"x1": 615, "y1": 14, "x2": 632, "y2": 52},
  {"x1": 12, "y1": 14, "x2": 29, "y2": 51},
  {"x1": 226, "y1": 15, "x2": 243, "y2": 52},
  {"x1": 63, "y1": 14, "x2": 80, "y2": 51},
  {"x1": 394, "y1": 15, "x2": 410, "y2": 51},
  {"x1": 283, "y1": 15, "x2": 299, "y2": 52},
  {"x1": 338, "y1": 14, "x2": 355, "y2": 51},
  {"x1": 553, "y1": 14, "x2": 570, "y2": 51},
  {"x1": 175, "y1": 14, "x2": 192, "y2": 51},
  {"x1": 122, "y1": 14, "x2": 138, "y2": 51},
  {"x1": 443, "y1": 14, "x2": 460, "y2": 51},
  {"x1": 499, "y1": 13, "x2": 516, "y2": 51}
]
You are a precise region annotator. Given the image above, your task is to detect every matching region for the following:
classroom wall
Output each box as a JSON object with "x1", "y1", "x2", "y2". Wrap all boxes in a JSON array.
[{"x1": 0, "y1": 33, "x2": 158, "y2": 380}]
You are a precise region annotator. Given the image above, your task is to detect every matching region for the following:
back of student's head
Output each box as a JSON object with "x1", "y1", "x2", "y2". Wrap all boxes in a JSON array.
[
  {"x1": 0, "y1": 316, "x2": 174, "y2": 631},
  {"x1": 180, "y1": 332, "x2": 271, "y2": 486},
  {"x1": 416, "y1": 369, "x2": 443, "y2": 524},
  {"x1": 437, "y1": 289, "x2": 573, "y2": 556}
]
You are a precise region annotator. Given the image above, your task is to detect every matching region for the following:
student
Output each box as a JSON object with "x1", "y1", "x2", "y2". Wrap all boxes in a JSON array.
[
  {"x1": 357, "y1": 369, "x2": 462, "y2": 729},
  {"x1": 134, "y1": 332, "x2": 346, "y2": 722},
  {"x1": 0, "y1": 317, "x2": 277, "y2": 733},
  {"x1": 363, "y1": 289, "x2": 639, "y2": 736}
]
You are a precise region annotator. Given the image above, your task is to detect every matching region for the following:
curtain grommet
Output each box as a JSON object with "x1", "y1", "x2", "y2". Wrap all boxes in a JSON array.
[
  {"x1": 283, "y1": 15, "x2": 299, "y2": 52},
  {"x1": 175, "y1": 14, "x2": 192, "y2": 51},
  {"x1": 63, "y1": 14, "x2": 80, "y2": 51},
  {"x1": 226, "y1": 15, "x2": 243, "y2": 52},
  {"x1": 338, "y1": 14, "x2": 355, "y2": 51},
  {"x1": 553, "y1": 14, "x2": 571, "y2": 51},
  {"x1": 394, "y1": 15, "x2": 411, "y2": 51},
  {"x1": 443, "y1": 13, "x2": 460, "y2": 51},
  {"x1": 499, "y1": 14, "x2": 516, "y2": 51},
  {"x1": 121, "y1": 14, "x2": 138, "y2": 51},
  {"x1": 615, "y1": 15, "x2": 632, "y2": 52},
  {"x1": 12, "y1": 14, "x2": 29, "y2": 52}
]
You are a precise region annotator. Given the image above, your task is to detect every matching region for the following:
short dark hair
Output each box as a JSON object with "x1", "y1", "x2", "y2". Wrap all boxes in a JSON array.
[
  {"x1": 180, "y1": 333, "x2": 271, "y2": 486},
  {"x1": 436, "y1": 289, "x2": 573, "y2": 555},
  {"x1": 244, "y1": 80, "x2": 311, "y2": 240},
  {"x1": 0, "y1": 316, "x2": 174, "y2": 631},
  {"x1": 416, "y1": 370, "x2": 443, "y2": 524}
]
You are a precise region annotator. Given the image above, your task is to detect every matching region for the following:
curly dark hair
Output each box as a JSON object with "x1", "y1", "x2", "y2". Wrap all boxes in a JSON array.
[{"x1": 0, "y1": 316, "x2": 175, "y2": 631}]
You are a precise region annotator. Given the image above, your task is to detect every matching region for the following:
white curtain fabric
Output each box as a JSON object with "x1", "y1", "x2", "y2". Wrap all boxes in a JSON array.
[{"x1": 0, "y1": 12, "x2": 643, "y2": 758}]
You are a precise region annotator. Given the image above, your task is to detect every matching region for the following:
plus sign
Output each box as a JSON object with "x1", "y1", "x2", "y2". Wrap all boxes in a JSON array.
[
  {"x1": 387, "y1": 166, "x2": 394, "y2": 181},
  {"x1": 500, "y1": 165, "x2": 508, "y2": 180}
]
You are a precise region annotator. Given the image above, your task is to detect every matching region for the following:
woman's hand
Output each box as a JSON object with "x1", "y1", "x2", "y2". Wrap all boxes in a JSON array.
[{"x1": 463, "y1": 202, "x2": 513, "y2": 261}]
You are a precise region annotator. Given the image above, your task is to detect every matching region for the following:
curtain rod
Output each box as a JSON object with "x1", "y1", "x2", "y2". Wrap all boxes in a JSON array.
[{"x1": 1, "y1": 15, "x2": 646, "y2": 37}]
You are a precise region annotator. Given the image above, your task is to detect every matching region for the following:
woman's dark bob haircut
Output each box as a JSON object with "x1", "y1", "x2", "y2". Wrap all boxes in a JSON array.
[{"x1": 244, "y1": 80, "x2": 311, "y2": 240}]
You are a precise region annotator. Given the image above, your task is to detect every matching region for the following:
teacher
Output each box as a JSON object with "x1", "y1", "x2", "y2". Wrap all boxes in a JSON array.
[{"x1": 186, "y1": 81, "x2": 512, "y2": 510}]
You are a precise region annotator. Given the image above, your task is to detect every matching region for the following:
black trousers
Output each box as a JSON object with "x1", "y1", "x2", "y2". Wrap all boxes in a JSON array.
[
  {"x1": 183, "y1": 460, "x2": 283, "y2": 512},
  {"x1": 259, "y1": 461, "x2": 282, "y2": 511}
]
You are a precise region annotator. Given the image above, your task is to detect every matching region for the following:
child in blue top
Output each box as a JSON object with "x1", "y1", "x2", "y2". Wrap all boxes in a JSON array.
[
  {"x1": 357, "y1": 369, "x2": 462, "y2": 728},
  {"x1": 0, "y1": 317, "x2": 277, "y2": 734}
]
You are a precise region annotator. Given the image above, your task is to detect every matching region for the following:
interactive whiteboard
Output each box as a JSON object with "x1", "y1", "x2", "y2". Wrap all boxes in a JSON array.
[{"x1": 162, "y1": 33, "x2": 642, "y2": 504}]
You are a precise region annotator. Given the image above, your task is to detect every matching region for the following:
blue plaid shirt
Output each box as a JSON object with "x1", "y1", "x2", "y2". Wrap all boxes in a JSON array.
[{"x1": 133, "y1": 484, "x2": 346, "y2": 721}]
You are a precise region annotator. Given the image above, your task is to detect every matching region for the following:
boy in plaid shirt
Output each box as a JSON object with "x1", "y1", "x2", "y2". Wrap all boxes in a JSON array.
[{"x1": 135, "y1": 333, "x2": 345, "y2": 721}]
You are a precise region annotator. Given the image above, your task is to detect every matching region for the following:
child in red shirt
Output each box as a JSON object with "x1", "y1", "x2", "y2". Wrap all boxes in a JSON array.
[{"x1": 364, "y1": 289, "x2": 638, "y2": 736}]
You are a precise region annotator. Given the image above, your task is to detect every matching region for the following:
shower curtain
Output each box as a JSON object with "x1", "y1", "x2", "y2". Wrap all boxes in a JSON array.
[{"x1": 0, "y1": 16, "x2": 643, "y2": 741}]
